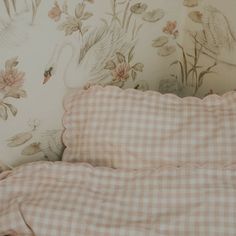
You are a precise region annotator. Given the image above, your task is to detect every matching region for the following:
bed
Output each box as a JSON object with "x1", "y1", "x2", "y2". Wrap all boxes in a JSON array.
[{"x1": 0, "y1": 86, "x2": 236, "y2": 236}]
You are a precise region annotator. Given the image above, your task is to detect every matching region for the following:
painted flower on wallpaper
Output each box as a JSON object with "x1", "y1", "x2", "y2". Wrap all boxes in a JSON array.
[
  {"x1": 155, "y1": 4, "x2": 236, "y2": 96},
  {"x1": 0, "y1": 57, "x2": 26, "y2": 121},
  {"x1": 0, "y1": 69, "x2": 24, "y2": 92},
  {"x1": 152, "y1": 21, "x2": 179, "y2": 57},
  {"x1": 49, "y1": 1, "x2": 93, "y2": 37},
  {"x1": 45, "y1": 0, "x2": 167, "y2": 89},
  {"x1": 59, "y1": 16, "x2": 84, "y2": 36},
  {"x1": 163, "y1": 21, "x2": 179, "y2": 38},
  {"x1": 104, "y1": 48, "x2": 144, "y2": 87},
  {"x1": 124, "y1": 2, "x2": 165, "y2": 33},
  {"x1": 77, "y1": 0, "x2": 165, "y2": 88},
  {"x1": 48, "y1": 1, "x2": 62, "y2": 22},
  {"x1": 112, "y1": 62, "x2": 131, "y2": 82}
]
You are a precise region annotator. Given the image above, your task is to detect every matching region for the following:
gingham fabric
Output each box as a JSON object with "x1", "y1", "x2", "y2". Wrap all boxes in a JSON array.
[
  {"x1": 0, "y1": 161, "x2": 236, "y2": 236},
  {"x1": 63, "y1": 86, "x2": 236, "y2": 168}
]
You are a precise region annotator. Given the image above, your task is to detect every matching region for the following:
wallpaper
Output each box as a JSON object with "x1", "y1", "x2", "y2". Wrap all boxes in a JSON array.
[{"x1": 0, "y1": 0, "x2": 236, "y2": 167}]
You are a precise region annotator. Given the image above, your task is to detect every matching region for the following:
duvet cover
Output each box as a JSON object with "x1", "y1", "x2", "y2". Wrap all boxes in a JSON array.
[{"x1": 0, "y1": 161, "x2": 236, "y2": 236}]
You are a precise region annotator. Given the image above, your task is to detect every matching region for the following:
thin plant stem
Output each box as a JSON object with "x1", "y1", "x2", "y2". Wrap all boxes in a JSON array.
[
  {"x1": 122, "y1": 0, "x2": 130, "y2": 28},
  {"x1": 132, "y1": 20, "x2": 136, "y2": 40},
  {"x1": 135, "y1": 23, "x2": 143, "y2": 38},
  {"x1": 125, "y1": 12, "x2": 133, "y2": 32},
  {"x1": 11, "y1": 0, "x2": 16, "y2": 13},
  {"x1": 3, "y1": 0, "x2": 11, "y2": 18}
]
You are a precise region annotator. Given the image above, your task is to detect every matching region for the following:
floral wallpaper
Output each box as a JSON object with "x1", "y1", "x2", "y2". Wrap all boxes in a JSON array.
[{"x1": 0, "y1": 0, "x2": 236, "y2": 168}]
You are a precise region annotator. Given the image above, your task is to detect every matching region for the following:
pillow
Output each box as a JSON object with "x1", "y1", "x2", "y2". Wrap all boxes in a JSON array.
[{"x1": 62, "y1": 86, "x2": 236, "y2": 169}]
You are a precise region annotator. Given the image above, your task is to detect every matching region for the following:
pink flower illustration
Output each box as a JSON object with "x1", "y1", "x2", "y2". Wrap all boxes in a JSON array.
[
  {"x1": 0, "y1": 69, "x2": 25, "y2": 92},
  {"x1": 112, "y1": 63, "x2": 131, "y2": 81},
  {"x1": 104, "y1": 50, "x2": 144, "y2": 86},
  {"x1": 163, "y1": 21, "x2": 178, "y2": 38},
  {"x1": 48, "y1": 2, "x2": 62, "y2": 22}
]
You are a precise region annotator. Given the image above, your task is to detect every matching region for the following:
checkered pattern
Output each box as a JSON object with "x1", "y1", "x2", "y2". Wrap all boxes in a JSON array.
[
  {"x1": 62, "y1": 86, "x2": 236, "y2": 168},
  {"x1": 0, "y1": 161, "x2": 236, "y2": 236}
]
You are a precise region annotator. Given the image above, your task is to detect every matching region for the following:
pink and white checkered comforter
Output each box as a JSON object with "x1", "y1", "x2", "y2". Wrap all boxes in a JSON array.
[{"x1": 0, "y1": 161, "x2": 236, "y2": 236}]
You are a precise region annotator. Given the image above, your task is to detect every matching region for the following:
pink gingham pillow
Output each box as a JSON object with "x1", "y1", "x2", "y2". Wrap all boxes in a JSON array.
[{"x1": 62, "y1": 86, "x2": 236, "y2": 168}]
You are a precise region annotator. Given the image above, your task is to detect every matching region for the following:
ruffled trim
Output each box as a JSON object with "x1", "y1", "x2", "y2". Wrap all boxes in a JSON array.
[
  {"x1": 62, "y1": 89, "x2": 85, "y2": 158},
  {"x1": 63, "y1": 85, "x2": 236, "y2": 113}
]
